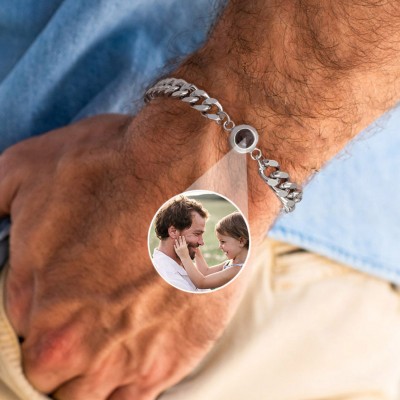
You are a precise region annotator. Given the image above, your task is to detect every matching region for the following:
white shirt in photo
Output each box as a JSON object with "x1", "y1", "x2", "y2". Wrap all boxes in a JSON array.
[{"x1": 152, "y1": 249, "x2": 209, "y2": 293}]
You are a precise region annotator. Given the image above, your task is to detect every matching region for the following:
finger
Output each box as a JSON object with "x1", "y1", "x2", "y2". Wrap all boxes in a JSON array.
[
  {"x1": 22, "y1": 318, "x2": 90, "y2": 394},
  {"x1": 3, "y1": 263, "x2": 34, "y2": 337},
  {"x1": 52, "y1": 368, "x2": 121, "y2": 400},
  {"x1": 108, "y1": 384, "x2": 155, "y2": 400},
  {"x1": 0, "y1": 147, "x2": 26, "y2": 217}
]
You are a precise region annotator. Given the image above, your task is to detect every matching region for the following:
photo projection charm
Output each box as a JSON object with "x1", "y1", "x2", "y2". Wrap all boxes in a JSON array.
[
  {"x1": 145, "y1": 77, "x2": 303, "y2": 212},
  {"x1": 229, "y1": 124, "x2": 259, "y2": 154}
]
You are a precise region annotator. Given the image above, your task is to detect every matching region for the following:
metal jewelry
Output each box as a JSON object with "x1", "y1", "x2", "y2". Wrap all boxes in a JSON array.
[{"x1": 145, "y1": 78, "x2": 302, "y2": 212}]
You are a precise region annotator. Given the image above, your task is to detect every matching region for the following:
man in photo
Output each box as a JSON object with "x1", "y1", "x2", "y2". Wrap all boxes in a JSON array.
[{"x1": 152, "y1": 195, "x2": 210, "y2": 292}]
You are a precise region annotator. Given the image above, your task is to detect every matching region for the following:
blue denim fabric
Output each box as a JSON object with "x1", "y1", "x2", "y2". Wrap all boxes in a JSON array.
[
  {"x1": 0, "y1": 0, "x2": 221, "y2": 148},
  {"x1": 269, "y1": 110, "x2": 400, "y2": 283},
  {"x1": 0, "y1": 0, "x2": 399, "y2": 281},
  {"x1": 0, "y1": 218, "x2": 10, "y2": 269}
]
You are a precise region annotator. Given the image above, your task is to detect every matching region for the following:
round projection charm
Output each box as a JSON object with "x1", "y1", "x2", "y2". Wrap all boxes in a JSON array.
[{"x1": 229, "y1": 124, "x2": 259, "y2": 154}]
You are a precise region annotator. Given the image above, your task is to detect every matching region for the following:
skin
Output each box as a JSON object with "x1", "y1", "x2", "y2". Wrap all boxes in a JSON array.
[
  {"x1": 190, "y1": 248, "x2": 227, "y2": 276},
  {"x1": 157, "y1": 212, "x2": 206, "y2": 264},
  {"x1": 174, "y1": 236, "x2": 245, "y2": 290},
  {"x1": 0, "y1": 115, "x2": 249, "y2": 400},
  {"x1": 216, "y1": 233, "x2": 247, "y2": 265},
  {"x1": 0, "y1": 0, "x2": 399, "y2": 399}
]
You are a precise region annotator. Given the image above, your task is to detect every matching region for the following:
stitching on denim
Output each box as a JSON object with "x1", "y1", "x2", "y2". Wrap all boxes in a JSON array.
[{"x1": 269, "y1": 226, "x2": 400, "y2": 278}]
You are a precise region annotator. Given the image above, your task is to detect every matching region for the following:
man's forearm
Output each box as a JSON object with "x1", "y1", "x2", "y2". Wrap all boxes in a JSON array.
[
  {"x1": 127, "y1": 0, "x2": 399, "y2": 237},
  {"x1": 179, "y1": 0, "x2": 400, "y2": 171}
]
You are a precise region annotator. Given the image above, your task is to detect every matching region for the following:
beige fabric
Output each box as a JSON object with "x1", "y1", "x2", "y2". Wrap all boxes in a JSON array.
[
  {"x1": 1, "y1": 239, "x2": 400, "y2": 400},
  {"x1": 161, "y1": 238, "x2": 400, "y2": 400},
  {"x1": 0, "y1": 265, "x2": 49, "y2": 400}
]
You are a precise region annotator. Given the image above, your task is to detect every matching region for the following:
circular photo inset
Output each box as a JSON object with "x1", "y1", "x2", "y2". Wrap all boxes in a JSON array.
[{"x1": 148, "y1": 190, "x2": 250, "y2": 293}]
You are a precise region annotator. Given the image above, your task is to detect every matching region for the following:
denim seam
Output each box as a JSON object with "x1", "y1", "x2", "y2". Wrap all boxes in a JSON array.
[{"x1": 269, "y1": 226, "x2": 400, "y2": 278}]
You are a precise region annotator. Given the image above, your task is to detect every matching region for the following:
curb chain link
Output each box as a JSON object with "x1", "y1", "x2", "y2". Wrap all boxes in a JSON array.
[{"x1": 145, "y1": 78, "x2": 302, "y2": 212}]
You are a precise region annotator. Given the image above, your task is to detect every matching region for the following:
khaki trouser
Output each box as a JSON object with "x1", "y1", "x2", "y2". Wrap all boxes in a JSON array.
[
  {"x1": 161, "y1": 238, "x2": 400, "y2": 400},
  {"x1": 1, "y1": 239, "x2": 400, "y2": 399}
]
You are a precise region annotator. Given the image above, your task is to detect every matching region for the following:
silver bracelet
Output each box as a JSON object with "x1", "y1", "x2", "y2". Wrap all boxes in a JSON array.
[{"x1": 144, "y1": 78, "x2": 302, "y2": 213}]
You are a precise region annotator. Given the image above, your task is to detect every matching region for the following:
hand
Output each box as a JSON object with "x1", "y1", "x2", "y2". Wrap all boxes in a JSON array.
[
  {"x1": 2, "y1": 0, "x2": 397, "y2": 397},
  {"x1": 173, "y1": 236, "x2": 190, "y2": 260},
  {"x1": 193, "y1": 246, "x2": 202, "y2": 257},
  {"x1": 0, "y1": 113, "x2": 245, "y2": 400}
]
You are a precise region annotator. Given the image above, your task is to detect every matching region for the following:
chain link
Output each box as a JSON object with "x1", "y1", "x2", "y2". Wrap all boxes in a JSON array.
[
  {"x1": 251, "y1": 148, "x2": 302, "y2": 212},
  {"x1": 251, "y1": 148, "x2": 262, "y2": 160},
  {"x1": 145, "y1": 78, "x2": 303, "y2": 213},
  {"x1": 145, "y1": 78, "x2": 232, "y2": 125},
  {"x1": 216, "y1": 111, "x2": 235, "y2": 132}
]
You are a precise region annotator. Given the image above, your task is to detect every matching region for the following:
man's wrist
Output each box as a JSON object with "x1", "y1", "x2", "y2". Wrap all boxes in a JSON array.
[
  {"x1": 123, "y1": 103, "x2": 280, "y2": 238},
  {"x1": 174, "y1": 41, "x2": 325, "y2": 187}
]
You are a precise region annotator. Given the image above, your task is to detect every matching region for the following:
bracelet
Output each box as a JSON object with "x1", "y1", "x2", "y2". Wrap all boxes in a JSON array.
[{"x1": 144, "y1": 78, "x2": 302, "y2": 213}]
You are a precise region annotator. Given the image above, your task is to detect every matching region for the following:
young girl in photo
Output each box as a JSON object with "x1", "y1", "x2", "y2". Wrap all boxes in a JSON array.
[{"x1": 174, "y1": 212, "x2": 249, "y2": 290}]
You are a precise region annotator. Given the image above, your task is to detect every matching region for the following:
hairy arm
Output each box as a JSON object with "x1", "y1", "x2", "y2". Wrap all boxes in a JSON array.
[
  {"x1": 167, "y1": 0, "x2": 400, "y2": 237},
  {"x1": 0, "y1": 1, "x2": 399, "y2": 400}
]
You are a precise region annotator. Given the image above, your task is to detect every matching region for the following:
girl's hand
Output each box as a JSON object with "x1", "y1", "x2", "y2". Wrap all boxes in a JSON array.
[
  {"x1": 193, "y1": 246, "x2": 202, "y2": 255},
  {"x1": 174, "y1": 236, "x2": 190, "y2": 259}
]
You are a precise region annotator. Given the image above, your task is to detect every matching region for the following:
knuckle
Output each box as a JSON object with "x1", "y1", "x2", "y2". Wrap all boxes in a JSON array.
[
  {"x1": 23, "y1": 322, "x2": 84, "y2": 376},
  {"x1": 0, "y1": 145, "x2": 29, "y2": 213},
  {"x1": 21, "y1": 320, "x2": 88, "y2": 393},
  {"x1": 109, "y1": 385, "x2": 150, "y2": 400},
  {"x1": 24, "y1": 334, "x2": 69, "y2": 373},
  {"x1": 1, "y1": 138, "x2": 37, "y2": 166},
  {"x1": 0, "y1": 146, "x2": 21, "y2": 175},
  {"x1": 0, "y1": 139, "x2": 41, "y2": 188}
]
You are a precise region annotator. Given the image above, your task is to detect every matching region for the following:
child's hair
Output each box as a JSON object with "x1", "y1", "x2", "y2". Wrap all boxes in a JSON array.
[{"x1": 215, "y1": 212, "x2": 249, "y2": 249}]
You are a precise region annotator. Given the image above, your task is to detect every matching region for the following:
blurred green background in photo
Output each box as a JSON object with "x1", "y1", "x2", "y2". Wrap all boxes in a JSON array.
[{"x1": 149, "y1": 192, "x2": 238, "y2": 266}]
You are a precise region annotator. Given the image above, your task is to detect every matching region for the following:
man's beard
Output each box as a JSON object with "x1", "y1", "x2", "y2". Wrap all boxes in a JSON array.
[{"x1": 188, "y1": 245, "x2": 198, "y2": 260}]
